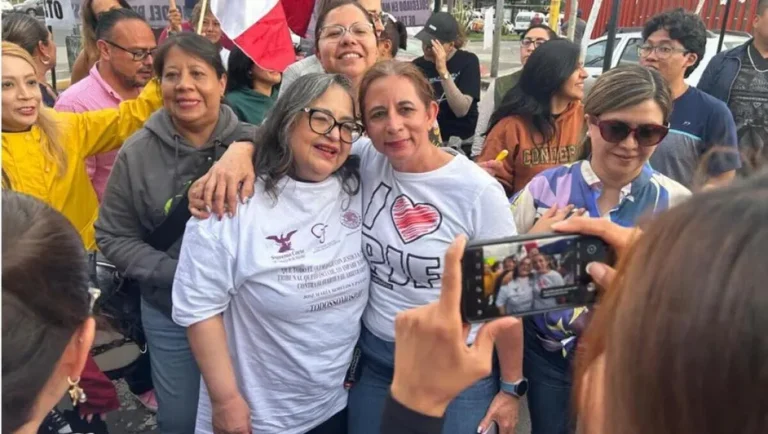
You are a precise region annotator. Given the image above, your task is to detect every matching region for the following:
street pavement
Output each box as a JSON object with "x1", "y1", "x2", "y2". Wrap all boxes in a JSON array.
[{"x1": 49, "y1": 30, "x2": 530, "y2": 433}]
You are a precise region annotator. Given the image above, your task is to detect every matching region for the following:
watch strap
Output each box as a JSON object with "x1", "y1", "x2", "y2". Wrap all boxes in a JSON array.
[{"x1": 500, "y1": 378, "x2": 527, "y2": 398}]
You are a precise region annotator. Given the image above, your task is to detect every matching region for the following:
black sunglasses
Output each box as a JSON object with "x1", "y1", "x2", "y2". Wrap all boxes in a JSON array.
[{"x1": 589, "y1": 115, "x2": 669, "y2": 147}]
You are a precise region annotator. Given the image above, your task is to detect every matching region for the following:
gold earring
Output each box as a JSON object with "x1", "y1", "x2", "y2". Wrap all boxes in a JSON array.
[{"x1": 67, "y1": 376, "x2": 87, "y2": 406}]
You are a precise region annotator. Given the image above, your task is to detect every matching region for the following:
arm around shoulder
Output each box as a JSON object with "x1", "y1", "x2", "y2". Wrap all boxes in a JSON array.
[{"x1": 73, "y1": 79, "x2": 163, "y2": 158}]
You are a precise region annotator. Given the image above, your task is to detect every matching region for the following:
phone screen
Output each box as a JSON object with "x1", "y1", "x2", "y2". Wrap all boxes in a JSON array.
[{"x1": 462, "y1": 233, "x2": 611, "y2": 322}]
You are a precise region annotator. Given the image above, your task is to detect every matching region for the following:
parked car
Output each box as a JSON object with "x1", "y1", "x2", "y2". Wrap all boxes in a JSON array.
[
  {"x1": 513, "y1": 11, "x2": 534, "y2": 34},
  {"x1": 14, "y1": 0, "x2": 44, "y2": 17},
  {"x1": 583, "y1": 29, "x2": 750, "y2": 87}
]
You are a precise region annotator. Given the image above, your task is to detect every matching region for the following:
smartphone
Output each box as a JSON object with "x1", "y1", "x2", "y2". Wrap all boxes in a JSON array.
[
  {"x1": 480, "y1": 422, "x2": 498, "y2": 434},
  {"x1": 461, "y1": 233, "x2": 614, "y2": 323}
]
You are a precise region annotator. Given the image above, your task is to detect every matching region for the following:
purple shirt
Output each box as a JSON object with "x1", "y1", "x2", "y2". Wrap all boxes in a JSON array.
[{"x1": 55, "y1": 63, "x2": 123, "y2": 201}]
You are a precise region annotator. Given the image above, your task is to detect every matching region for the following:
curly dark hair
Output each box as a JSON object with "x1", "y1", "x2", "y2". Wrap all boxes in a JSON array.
[{"x1": 641, "y1": 8, "x2": 707, "y2": 78}]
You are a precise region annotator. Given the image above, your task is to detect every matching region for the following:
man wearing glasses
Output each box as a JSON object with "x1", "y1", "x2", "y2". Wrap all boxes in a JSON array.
[
  {"x1": 281, "y1": 0, "x2": 387, "y2": 93},
  {"x1": 56, "y1": 8, "x2": 157, "y2": 201},
  {"x1": 53, "y1": 6, "x2": 160, "y2": 422},
  {"x1": 639, "y1": 8, "x2": 740, "y2": 189}
]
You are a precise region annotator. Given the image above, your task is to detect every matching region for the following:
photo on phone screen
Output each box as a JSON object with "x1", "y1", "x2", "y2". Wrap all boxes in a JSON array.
[{"x1": 461, "y1": 233, "x2": 613, "y2": 322}]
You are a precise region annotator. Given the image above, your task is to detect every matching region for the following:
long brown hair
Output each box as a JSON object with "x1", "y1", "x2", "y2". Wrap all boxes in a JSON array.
[
  {"x1": 80, "y1": 0, "x2": 131, "y2": 59},
  {"x1": 1, "y1": 42, "x2": 66, "y2": 177},
  {"x1": 575, "y1": 172, "x2": 768, "y2": 434},
  {"x1": 2, "y1": 191, "x2": 91, "y2": 433}
]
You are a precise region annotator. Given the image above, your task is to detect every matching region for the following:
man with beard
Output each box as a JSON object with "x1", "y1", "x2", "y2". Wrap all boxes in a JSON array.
[{"x1": 56, "y1": 8, "x2": 157, "y2": 201}]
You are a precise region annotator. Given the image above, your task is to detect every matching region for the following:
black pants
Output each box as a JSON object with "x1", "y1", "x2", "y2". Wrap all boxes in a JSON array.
[{"x1": 306, "y1": 408, "x2": 347, "y2": 434}]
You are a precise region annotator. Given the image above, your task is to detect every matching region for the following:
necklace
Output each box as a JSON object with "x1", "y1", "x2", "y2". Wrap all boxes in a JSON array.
[{"x1": 747, "y1": 44, "x2": 768, "y2": 73}]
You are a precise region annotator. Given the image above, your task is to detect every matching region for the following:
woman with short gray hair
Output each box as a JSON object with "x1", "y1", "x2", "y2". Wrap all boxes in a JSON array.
[{"x1": 172, "y1": 72, "x2": 369, "y2": 434}]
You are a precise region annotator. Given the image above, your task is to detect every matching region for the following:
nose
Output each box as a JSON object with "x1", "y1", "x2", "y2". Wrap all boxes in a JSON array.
[
  {"x1": 175, "y1": 71, "x2": 194, "y2": 90},
  {"x1": 324, "y1": 123, "x2": 342, "y2": 142},
  {"x1": 385, "y1": 112, "x2": 404, "y2": 133},
  {"x1": 579, "y1": 66, "x2": 588, "y2": 78},
  {"x1": 617, "y1": 131, "x2": 639, "y2": 151},
  {"x1": 17, "y1": 83, "x2": 34, "y2": 100}
]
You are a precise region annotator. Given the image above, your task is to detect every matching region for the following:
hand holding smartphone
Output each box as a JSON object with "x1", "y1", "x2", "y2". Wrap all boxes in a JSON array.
[{"x1": 461, "y1": 233, "x2": 615, "y2": 322}]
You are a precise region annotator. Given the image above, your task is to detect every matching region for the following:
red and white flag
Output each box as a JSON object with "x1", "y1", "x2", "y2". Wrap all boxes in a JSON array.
[{"x1": 210, "y1": 0, "x2": 295, "y2": 72}]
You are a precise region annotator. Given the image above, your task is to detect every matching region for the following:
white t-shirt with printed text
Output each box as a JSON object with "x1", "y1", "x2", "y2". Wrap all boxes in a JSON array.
[
  {"x1": 352, "y1": 140, "x2": 517, "y2": 342},
  {"x1": 172, "y1": 176, "x2": 369, "y2": 434}
]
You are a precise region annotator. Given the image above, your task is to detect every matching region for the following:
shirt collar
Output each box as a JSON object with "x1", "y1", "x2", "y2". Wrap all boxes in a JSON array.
[
  {"x1": 89, "y1": 63, "x2": 123, "y2": 102},
  {"x1": 581, "y1": 159, "x2": 653, "y2": 202}
]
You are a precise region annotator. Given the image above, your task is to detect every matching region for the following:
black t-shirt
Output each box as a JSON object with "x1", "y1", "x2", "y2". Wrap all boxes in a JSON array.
[{"x1": 413, "y1": 50, "x2": 481, "y2": 141}]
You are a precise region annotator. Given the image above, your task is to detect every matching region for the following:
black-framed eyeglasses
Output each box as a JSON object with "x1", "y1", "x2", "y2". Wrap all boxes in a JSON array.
[
  {"x1": 318, "y1": 22, "x2": 375, "y2": 42},
  {"x1": 521, "y1": 38, "x2": 548, "y2": 49},
  {"x1": 303, "y1": 107, "x2": 363, "y2": 144},
  {"x1": 104, "y1": 40, "x2": 157, "y2": 61},
  {"x1": 637, "y1": 44, "x2": 688, "y2": 59}
]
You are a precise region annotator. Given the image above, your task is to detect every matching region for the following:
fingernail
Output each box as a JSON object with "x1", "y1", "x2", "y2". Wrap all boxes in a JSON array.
[
  {"x1": 586, "y1": 262, "x2": 605, "y2": 280},
  {"x1": 205, "y1": 205, "x2": 212, "y2": 213},
  {"x1": 477, "y1": 426, "x2": 483, "y2": 433}
]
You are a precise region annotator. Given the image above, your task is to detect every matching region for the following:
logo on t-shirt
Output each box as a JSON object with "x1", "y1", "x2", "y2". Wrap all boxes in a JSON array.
[
  {"x1": 341, "y1": 210, "x2": 362, "y2": 229},
  {"x1": 311, "y1": 223, "x2": 328, "y2": 244},
  {"x1": 391, "y1": 194, "x2": 443, "y2": 244},
  {"x1": 266, "y1": 230, "x2": 298, "y2": 253}
]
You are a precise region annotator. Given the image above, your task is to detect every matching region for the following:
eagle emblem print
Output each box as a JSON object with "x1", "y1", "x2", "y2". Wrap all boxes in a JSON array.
[{"x1": 266, "y1": 230, "x2": 298, "y2": 253}]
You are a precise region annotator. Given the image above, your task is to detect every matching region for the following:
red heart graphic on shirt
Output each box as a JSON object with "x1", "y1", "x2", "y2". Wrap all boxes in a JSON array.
[{"x1": 391, "y1": 194, "x2": 443, "y2": 244}]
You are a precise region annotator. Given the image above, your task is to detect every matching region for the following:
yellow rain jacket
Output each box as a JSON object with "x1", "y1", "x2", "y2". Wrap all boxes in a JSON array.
[{"x1": 2, "y1": 79, "x2": 162, "y2": 250}]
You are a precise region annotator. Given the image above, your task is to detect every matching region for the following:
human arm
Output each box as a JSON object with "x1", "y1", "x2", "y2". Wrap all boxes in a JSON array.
[
  {"x1": 471, "y1": 81, "x2": 495, "y2": 157},
  {"x1": 433, "y1": 43, "x2": 479, "y2": 118},
  {"x1": 70, "y1": 50, "x2": 92, "y2": 85},
  {"x1": 476, "y1": 122, "x2": 517, "y2": 195},
  {"x1": 386, "y1": 236, "x2": 519, "y2": 432},
  {"x1": 173, "y1": 218, "x2": 251, "y2": 433},
  {"x1": 470, "y1": 181, "x2": 523, "y2": 434},
  {"x1": 69, "y1": 79, "x2": 162, "y2": 158},
  {"x1": 94, "y1": 152, "x2": 178, "y2": 288}
]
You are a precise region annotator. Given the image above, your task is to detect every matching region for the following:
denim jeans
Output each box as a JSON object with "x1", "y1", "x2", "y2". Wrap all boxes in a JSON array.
[
  {"x1": 348, "y1": 327, "x2": 499, "y2": 434},
  {"x1": 523, "y1": 319, "x2": 574, "y2": 434},
  {"x1": 141, "y1": 298, "x2": 200, "y2": 434}
]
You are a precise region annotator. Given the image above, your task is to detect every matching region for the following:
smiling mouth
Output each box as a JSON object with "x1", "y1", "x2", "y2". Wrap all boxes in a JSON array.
[
  {"x1": 385, "y1": 139, "x2": 410, "y2": 147},
  {"x1": 177, "y1": 99, "x2": 200, "y2": 109},
  {"x1": 314, "y1": 143, "x2": 339, "y2": 158},
  {"x1": 339, "y1": 52, "x2": 362, "y2": 60},
  {"x1": 17, "y1": 106, "x2": 36, "y2": 115}
]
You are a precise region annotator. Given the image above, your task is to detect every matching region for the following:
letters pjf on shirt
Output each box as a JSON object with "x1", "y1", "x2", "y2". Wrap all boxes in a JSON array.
[{"x1": 362, "y1": 182, "x2": 443, "y2": 290}]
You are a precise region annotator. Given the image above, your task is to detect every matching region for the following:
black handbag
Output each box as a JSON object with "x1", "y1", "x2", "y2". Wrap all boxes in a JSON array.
[{"x1": 87, "y1": 179, "x2": 197, "y2": 368}]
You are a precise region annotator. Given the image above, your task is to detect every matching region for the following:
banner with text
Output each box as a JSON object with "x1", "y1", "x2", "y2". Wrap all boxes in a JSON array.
[
  {"x1": 382, "y1": 0, "x2": 431, "y2": 27},
  {"x1": 44, "y1": 0, "x2": 77, "y2": 29},
  {"x1": 69, "y1": 0, "x2": 178, "y2": 29}
]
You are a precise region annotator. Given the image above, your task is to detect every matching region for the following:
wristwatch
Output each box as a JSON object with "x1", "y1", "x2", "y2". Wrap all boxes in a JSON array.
[
  {"x1": 500, "y1": 378, "x2": 529, "y2": 398},
  {"x1": 440, "y1": 71, "x2": 450, "y2": 80}
]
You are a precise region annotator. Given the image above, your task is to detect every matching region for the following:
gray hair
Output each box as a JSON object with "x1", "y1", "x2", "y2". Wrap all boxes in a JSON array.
[{"x1": 255, "y1": 72, "x2": 361, "y2": 198}]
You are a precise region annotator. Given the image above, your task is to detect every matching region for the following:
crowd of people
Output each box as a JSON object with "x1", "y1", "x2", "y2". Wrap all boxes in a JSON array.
[{"x1": 2, "y1": 0, "x2": 767, "y2": 434}]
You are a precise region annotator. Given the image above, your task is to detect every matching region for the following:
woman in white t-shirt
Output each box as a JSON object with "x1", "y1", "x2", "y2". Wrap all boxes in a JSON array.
[
  {"x1": 189, "y1": 60, "x2": 524, "y2": 434},
  {"x1": 496, "y1": 257, "x2": 535, "y2": 315},
  {"x1": 171, "y1": 73, "x2": 369, "y2": 434}
]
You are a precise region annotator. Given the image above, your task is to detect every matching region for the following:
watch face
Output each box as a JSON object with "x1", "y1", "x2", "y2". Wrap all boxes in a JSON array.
[{"x1": 516, "y1": 379, "x2": 529, "y2": 396}]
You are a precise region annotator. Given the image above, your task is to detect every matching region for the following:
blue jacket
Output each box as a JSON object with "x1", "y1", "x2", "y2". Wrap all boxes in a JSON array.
[{"x1": 697, "y1": 40, "x2": 752, "y2": 104}]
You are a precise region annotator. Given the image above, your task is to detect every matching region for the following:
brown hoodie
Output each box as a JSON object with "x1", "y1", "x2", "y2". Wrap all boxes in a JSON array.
[{"x1": 477, "y1": 101, "x2": 585, "y2": 196}]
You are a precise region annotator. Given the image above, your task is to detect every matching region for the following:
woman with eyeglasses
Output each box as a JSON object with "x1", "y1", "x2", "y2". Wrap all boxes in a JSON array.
[
  {"x1": 70, "y1": 0, "x2": 131, "y2": 85},
  {"x1": 94, "y1": 34, "x2": 256, "y2": 434},
  {"x1": 188, "y1": 59, "x2": 522, "y2": 434},
  {"x1": 280, "y1": 0, "x2": 386, "y2": 94},
  {"x1": 171, "y1": 72, "x2": 367, "y2": 434},
  {"x1": 477, "y1": 39, "x2": 588, "y2": 197},
  {"x1": 2, "y1": 191, "x2": 100, "y2": 434},
  {"x1": 509, "y1": 64, "x2": 690, "y2": 434},
  {"x1": 2, "y1": 13, "x2": 61, "y2": 107},
  {"x1": 471, "y1": 24, "x2": 558, "y2": 158}
]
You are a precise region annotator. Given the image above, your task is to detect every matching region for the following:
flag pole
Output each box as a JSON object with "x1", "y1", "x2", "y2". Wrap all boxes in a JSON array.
[
  {"x1": 717, "y1": 0, "x2": 733, "y2": 55},
  {"x1": 196, "y1": 0, "x2": 209, "y2": 34}
]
